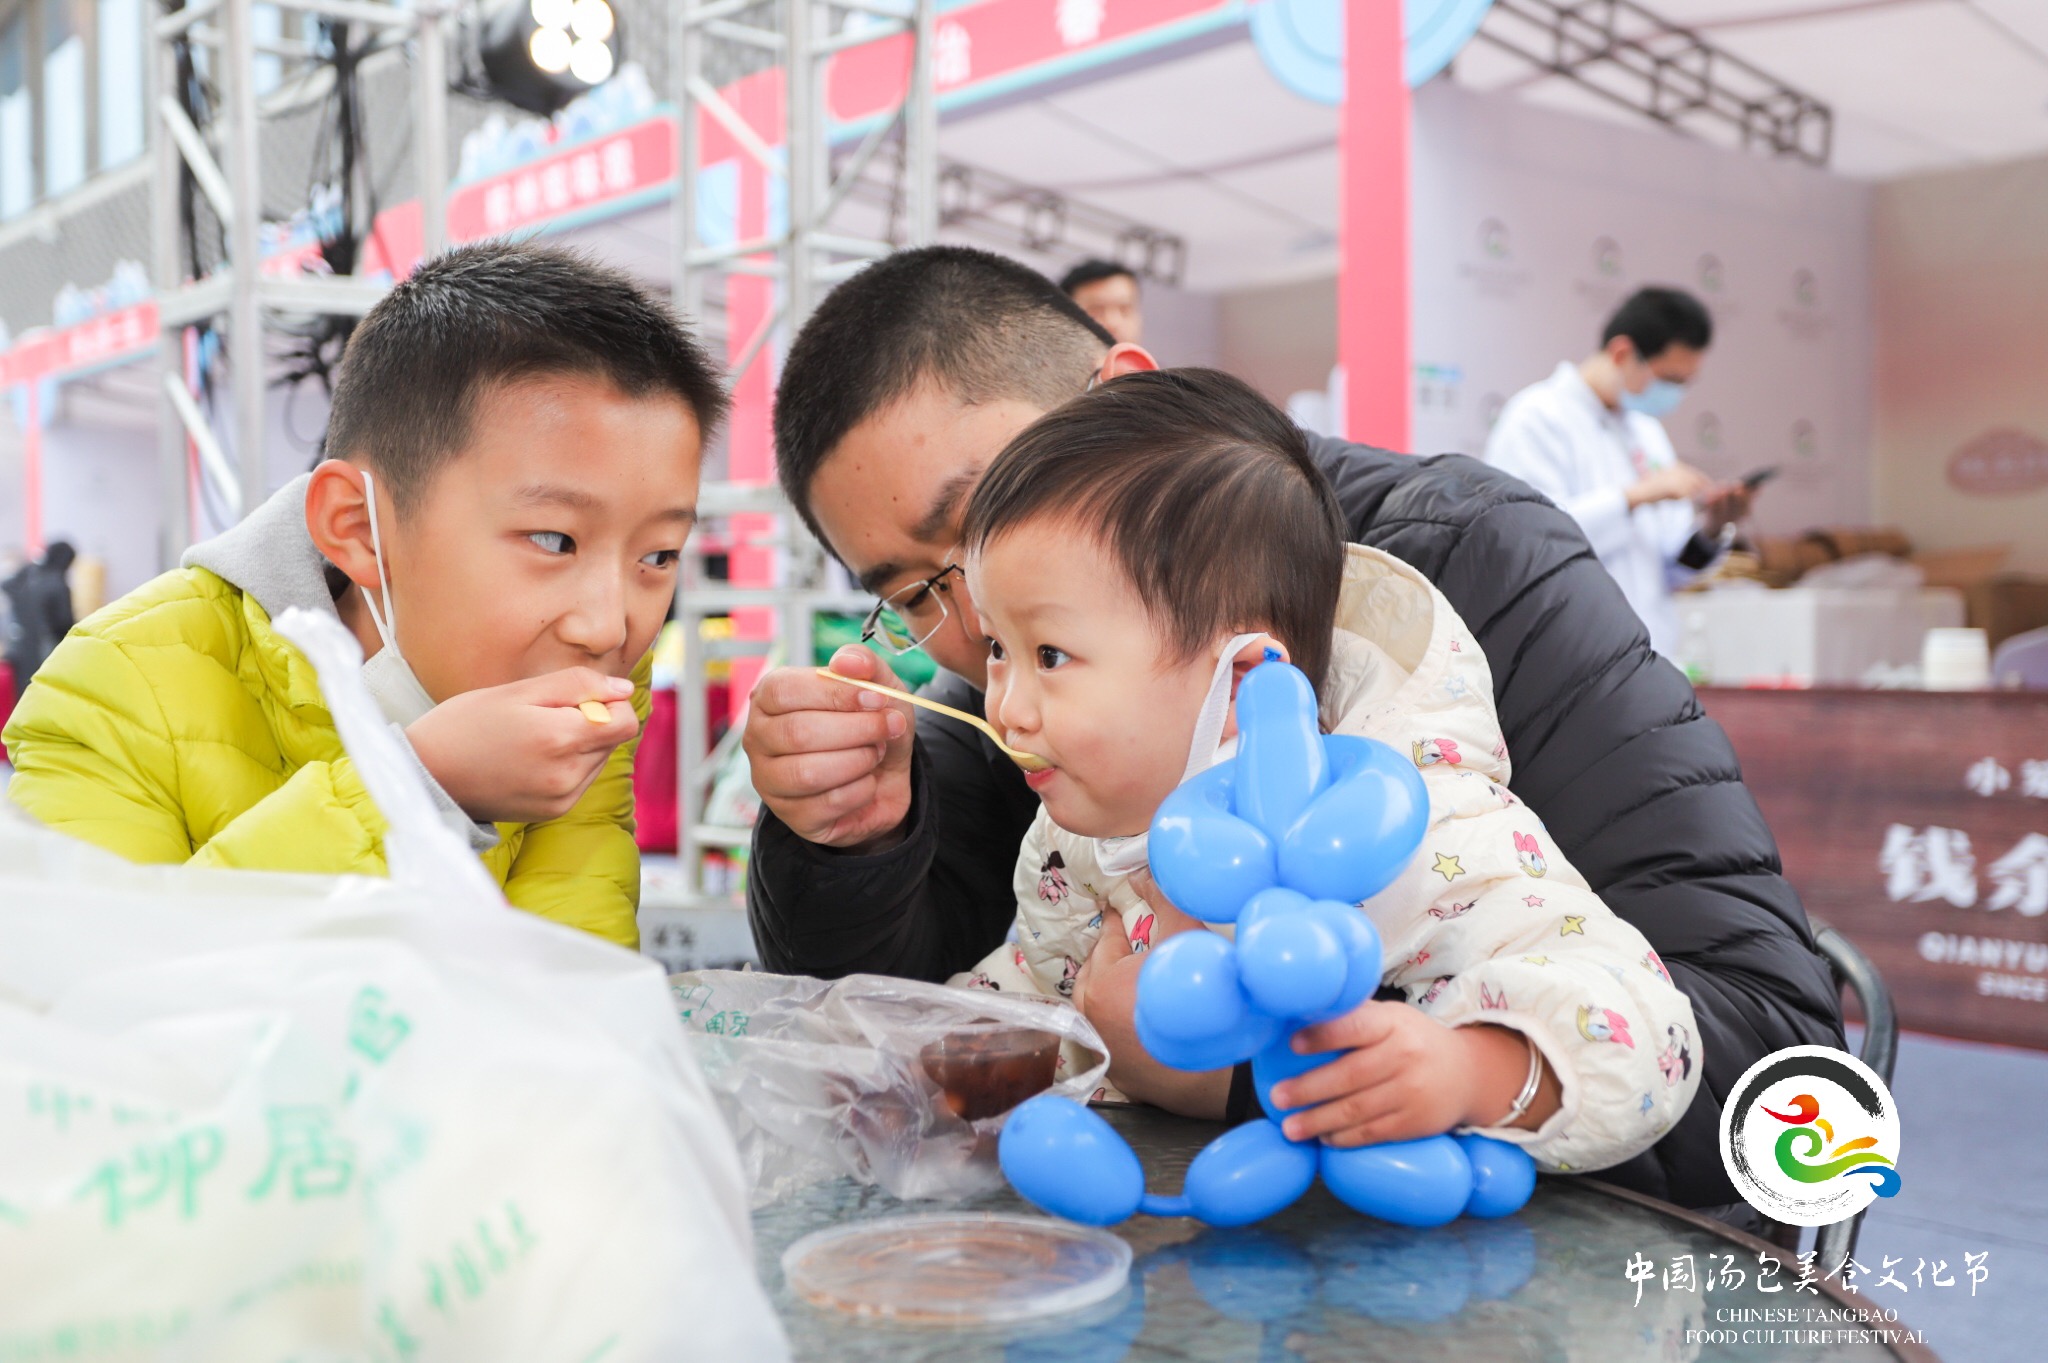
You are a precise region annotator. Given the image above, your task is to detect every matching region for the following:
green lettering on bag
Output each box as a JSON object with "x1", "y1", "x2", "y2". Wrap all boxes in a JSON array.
[
  {"x1": 75, "y1": 1128, "x2": 224, "y2": 1227},
  {"x1": 247, "y1": 1106, "x2": 355, "y2": 1202},
  {"x1": 349, "y1": 987, "x2": 414, "y2": 1064}
]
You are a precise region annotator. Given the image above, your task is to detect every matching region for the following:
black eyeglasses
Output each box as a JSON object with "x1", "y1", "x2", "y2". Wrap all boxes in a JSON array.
[{"x1": 860, "y1": 563, "x2": 963, "y2": 655}]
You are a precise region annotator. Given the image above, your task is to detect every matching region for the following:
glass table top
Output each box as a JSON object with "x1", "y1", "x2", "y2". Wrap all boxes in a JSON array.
[{"x1": 751, "y1": 1106, "x2": 1932, "y2": 1363}]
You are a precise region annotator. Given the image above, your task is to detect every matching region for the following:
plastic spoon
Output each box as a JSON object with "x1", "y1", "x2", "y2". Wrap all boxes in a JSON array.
[{"x1": 813, "y1": 667, "x2": 1050, "y2": 772}]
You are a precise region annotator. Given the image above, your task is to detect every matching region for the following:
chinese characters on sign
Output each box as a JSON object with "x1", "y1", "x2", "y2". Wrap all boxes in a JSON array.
[
  {"x1": 1880, "y1": 824, "x2": 2048, "y2": 916},
  {"x1": 1869, "y1": 752, "x2": 2048, "y2": 1009},
  {"x1": 1883, "y1": 755, "x2": 2048, "y2": 1005},
  {"x1": 463, "y1": 128, "x2": 658, "y2": 241},
  {"x1": 1626, "y1": 1248, "x2": 1988, "y2": 1305},
  {"x1": 1699, "y1": 688, "x2": 2048, "y2": 1048},
  {"x1": 1966, "y1": 758, "x2": 2048, "y2": 800}
]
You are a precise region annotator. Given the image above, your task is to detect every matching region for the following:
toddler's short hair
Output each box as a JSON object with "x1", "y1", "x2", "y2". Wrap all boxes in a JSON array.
[
  {"x1": 962, "y1": 368, "x2": 1345, "y2": 692},
  {"x1": 326, "y1": 241, "x2": 729, "y2": 513}
]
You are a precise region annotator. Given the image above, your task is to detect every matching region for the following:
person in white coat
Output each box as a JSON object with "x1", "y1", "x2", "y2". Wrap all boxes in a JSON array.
[{"x1": 1483, "y1": 287, "x2": 1751, "y2": 657}]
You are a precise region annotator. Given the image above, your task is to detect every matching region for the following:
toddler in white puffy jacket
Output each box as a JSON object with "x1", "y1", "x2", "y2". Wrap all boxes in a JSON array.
[{"x1": 949, "y1": 368, "x2": 1700, "y2": 1176}]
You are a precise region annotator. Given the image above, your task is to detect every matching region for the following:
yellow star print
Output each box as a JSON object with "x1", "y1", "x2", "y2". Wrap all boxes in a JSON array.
[
  {"x1": 1560, "y1": 915, "x2": 1586, "y2": 936},
  {"x1": 1432, "y1": 853, "x2": 1465, "y2": 881},
  {"x1": 1521, "y1": 955, "x2": 1552, "y2": 966}
]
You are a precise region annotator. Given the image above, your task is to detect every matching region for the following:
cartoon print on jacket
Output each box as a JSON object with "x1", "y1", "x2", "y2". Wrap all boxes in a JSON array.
[
  {"x1": 1514, "y1": 831, "x2": 1548, "y2": 878},
  {"x1": 1658, "y1": 1024, "x2": 1693, "y2": 1086},
  {"x1": 1577, "y1": 1004, "x2": 1634, "y2": 1049},
  {"x1": 1412, "y1": 737, "x2": 1462, "y2": 768},
  {"x1": 1038, "y1": 851, "x2": 1070, "y2": 904},
  {"x1": 1056, "y1": 955, "x2": 1082, "y2": 997}
]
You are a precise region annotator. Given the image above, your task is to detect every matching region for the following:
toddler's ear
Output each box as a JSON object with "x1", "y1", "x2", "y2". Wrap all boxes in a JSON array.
[
  {"x1": 1219, "y1": 635, "x2": 1289, "y2": 742},
  {"x1": 305, "y1": 459, "x2": 382, "y2": 590}
]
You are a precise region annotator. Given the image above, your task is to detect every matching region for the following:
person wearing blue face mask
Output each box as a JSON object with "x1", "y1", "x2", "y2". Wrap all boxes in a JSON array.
[{"x1": 1484, "y1": 287, "x2": 1751, "y2": 657}]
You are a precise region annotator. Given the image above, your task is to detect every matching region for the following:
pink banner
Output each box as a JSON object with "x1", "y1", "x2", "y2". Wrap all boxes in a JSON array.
[
  {"x1": 0, "y1": 301, "x2": 159, "y2": 388},
  {"x1": 827, "y1": 0, "x2": 1228, "y2": 124},
  {"x1": 448, "y1": 118, "x2": 678, "y2": 243}
]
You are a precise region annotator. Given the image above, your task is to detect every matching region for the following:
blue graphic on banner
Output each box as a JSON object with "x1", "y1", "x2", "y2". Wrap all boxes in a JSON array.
[
  {"x1": 1251, "y1": 0, "x2": 1495, "y2": 104},
  {"x1": 691, "y1": 154, "x2": 787, "y2": 252}
]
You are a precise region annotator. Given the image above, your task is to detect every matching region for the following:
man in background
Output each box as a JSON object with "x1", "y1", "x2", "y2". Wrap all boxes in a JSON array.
[
  {"x1": 1059, "y1": 258, "x2": 1144, "y2": 345},
  {"x1": 1484, "y1": 287, "x2": 1752, "y2": 657},
  {"x1": 2, "y1": 541, "x2": 77, "y2": 685}
]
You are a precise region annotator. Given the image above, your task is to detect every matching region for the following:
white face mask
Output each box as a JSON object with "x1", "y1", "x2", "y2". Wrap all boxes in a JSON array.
[
  {"x1": 1093, "y1": 631, "x2": 1274, "y2": 877},
  {"x1": 356, "y1": 469, "x2": 439, "y2": 728}
]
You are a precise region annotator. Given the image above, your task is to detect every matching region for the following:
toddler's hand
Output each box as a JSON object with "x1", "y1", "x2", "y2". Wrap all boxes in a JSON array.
[
  {"x1": 1270, "y1": 1004, "x2": 1547, "y2": 1148},
  {"x1": 406, "y1": 667, "x2": 638, "y2": 825}
]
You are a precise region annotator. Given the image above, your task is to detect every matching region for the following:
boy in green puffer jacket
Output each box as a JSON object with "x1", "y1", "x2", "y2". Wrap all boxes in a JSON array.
[{"x1": 2, "y1": 242, "x2": 728, "y2": 950}]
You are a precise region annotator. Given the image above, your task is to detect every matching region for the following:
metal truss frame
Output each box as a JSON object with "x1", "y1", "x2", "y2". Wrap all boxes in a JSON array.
[
  {"x1": 666, "y1": 0, "x2": 939, "y2": 913},
  {"x1": 829, "y1": 150, "x2": 1188, "y2": 286},
  {"x1": 151, "y1": 0, "x2": 449, "y2": 559},
  {"x1": 1475, "y1": 0, "x2": 1833, "y2": 167}
]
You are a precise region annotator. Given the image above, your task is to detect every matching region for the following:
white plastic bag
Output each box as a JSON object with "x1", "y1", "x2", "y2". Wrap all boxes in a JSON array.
[
  {"x1": 671, "y1": 969, "x2": 1109, "y2": 1206},
  {"x1": 0, "y1": 609, "x2": 788, "y2": 1363}
]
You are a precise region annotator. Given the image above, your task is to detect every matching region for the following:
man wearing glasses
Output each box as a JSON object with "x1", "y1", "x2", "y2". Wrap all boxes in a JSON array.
[{"x1": 740, "y1": 246, "x2": 1843, "y2": 1213}]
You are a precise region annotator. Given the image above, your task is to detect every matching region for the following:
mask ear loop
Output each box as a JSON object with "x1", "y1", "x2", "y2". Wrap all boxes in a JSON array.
[
  {"x1": 358, "y1": 469, "x2": 402, "y2": 657},
  {"x1": 1181, "y1": 632, "x2": 1270, "y2": 783}
]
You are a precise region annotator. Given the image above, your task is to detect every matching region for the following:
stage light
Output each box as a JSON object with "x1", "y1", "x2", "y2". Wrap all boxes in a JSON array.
[
  {"x1": 478, "y1": 0, "x2": 622, "y2": 114},
  {"x1": 571, "y1": 0, "x2": 614, "y2": 43},
  {"x1": 568, "y1": 38, "x2": 614, "y2": 86},
  {"x1": 529, "y1": 26, "x2": 572, "y2": 74}
]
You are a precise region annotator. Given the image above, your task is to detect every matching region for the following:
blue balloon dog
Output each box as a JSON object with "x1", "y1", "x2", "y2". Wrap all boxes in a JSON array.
[{"x1": 1000, "y1": 658, "x2": 1537, "y2": 1229}]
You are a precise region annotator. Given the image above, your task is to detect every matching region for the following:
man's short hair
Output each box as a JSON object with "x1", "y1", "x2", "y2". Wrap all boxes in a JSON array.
[
  {"x1": 326, "y1": 241, "x2": 728, "y2": 513},
  {"x1": 961, "y1": 368, "x2": 1345, "y2": 694},
  {"x1": 1602, "y1": 286, "x2": 1713, "y2": 359},
  {"x1": 1058, "y1": 258, "x2": 1137, "y2": 296},
  {"x1": 773, "y1": 245, "x2": 1114, "y2": 547}
]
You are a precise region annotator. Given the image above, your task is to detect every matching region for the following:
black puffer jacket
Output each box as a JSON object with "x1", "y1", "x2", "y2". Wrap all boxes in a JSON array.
[{"x1": 748, "y1": 437, "x2": 1846, "y2": 1209}]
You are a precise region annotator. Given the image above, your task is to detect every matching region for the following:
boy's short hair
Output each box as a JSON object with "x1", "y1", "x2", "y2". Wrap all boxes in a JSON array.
[
  {"x1": 1058, "y1": 258, "x2": 1136, "y2": 296},
  {"x1": 1602, "y1": 286, "x2": 1713, "y2": 359},
  {"x1": 774, "y1": 245, "x2": 1114, "y2": 547},
  {"x1": 326, "y1": 241, "x2": 729, "y2": 512},
  {"x1": 962, "y1": 368, "x2": 1345, "y2": 693}
]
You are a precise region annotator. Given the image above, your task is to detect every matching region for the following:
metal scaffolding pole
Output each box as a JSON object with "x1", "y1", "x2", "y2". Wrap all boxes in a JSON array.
[
  {"x1": 903, "y1": 0, "x2": 938, "y2": 247},
  {"x1": 665, "y1": 0, "x2": 938, "y2": 922},
  {"x1": 150, "y1": 0, "x2": 445, "y2": 551},
  {"x1": 151, "y1": 12, "x2": 191, "y2": 562},
  {"x1": 415, "y1": 3, "x2": 450, "y2": 258},
  {"x1": 220, "y1": 0, "x2": 266, "y2": 519}
]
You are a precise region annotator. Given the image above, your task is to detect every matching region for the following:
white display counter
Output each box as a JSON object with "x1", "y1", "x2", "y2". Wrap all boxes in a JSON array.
[{"x1": 1672, "y1": 586, "x2": 1965, "y2": 686}]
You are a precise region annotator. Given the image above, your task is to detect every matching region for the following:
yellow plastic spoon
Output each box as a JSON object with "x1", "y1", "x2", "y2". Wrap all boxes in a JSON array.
[{"x1": 813, "y1": 666, "x2": 1050, "y2": 772}]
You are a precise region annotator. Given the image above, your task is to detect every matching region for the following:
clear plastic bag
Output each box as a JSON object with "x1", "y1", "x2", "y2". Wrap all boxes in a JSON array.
[
  {"x1": 0, "y1": 610, "x2": 787, "y2": 1362},
  {"x1": 670, "y1": 970, "x2": 1109, "y2": 1205}
]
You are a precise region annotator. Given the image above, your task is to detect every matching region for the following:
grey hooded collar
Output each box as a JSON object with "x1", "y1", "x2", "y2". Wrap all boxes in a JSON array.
[{"x1": 181, "y1": 474, "x2": 345, "y2": 621}]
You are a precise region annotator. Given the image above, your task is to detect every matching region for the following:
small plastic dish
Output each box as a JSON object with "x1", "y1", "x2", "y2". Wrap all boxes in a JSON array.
[
  {"x1": 781, "y1": 1212, "x2": 1132, "y2": 1325},
  {"x1": 919, "y1": 1023, "x2": 1062, "y2": 1120}
]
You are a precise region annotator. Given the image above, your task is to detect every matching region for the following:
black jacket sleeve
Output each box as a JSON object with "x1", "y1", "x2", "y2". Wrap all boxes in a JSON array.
[
  {"x1": 747, "y1": 669, "x2": 1039, "y2": 982},
  {"x1": 1311, "y1": 435, "x2": 1845, "y2": 1208}
]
